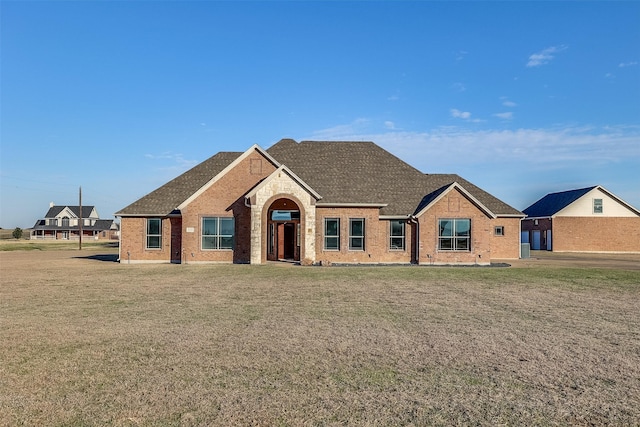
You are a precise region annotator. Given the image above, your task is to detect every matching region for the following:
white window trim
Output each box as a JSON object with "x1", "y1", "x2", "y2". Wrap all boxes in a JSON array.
[{"x1": 593, "y1": 198, "x2": 603, "y2": 214}]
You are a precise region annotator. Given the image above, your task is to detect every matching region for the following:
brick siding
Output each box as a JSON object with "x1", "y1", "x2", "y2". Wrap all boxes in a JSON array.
[
  {"x1": 417, "y1": 189, "x2": 492, "y2": 265},
  {"x1": 552, "y1": 217, "x2": 640, "y2": 252},
  {"x1": 315, "y1": 207, "x2": 414, "y2": 265}
]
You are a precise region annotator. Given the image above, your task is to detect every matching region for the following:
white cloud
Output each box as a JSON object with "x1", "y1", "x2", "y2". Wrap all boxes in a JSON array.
[
  {"x1": 309, "y1": 121, "x2": 640, "y2": 168},
  {"x1": 306, "y1": 121, "x2": 640, "y2": 211},
  {"x1": 144, "y1": 151, "x2": 198, "y2": 170},
  {"x1": 145, "y1": 151, "x2": 176, "y2": 160},
  {"x1": 455, "y1": 50, "x2": 468, "y2": 61},
  {"x1": 501, "y1": 97, "x2": 517, "y2": 107},
  {"x1": 618, "y1": 61, "x2": 638, "y2": 68},
  {"x1": 526, "y1": 45, "x2": 568, "y2": 67},
  {"x1": 450, "y1": 108, "x2": 471, "y2": 119},
  {"x1": 384, "y1": 121, "x2": 396, "y2": 130},
  {"x1": 493, "y1": 112, "x2": 514, "y2": 120},
  {"x1": 452, "y1": 82, "x2": 466, "y2": 92},
  {"x1": 306, "y1": 118, "x2": 371, "y2": 140}
]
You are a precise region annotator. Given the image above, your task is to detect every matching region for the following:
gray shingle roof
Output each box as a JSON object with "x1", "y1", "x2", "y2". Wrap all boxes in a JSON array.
[
  {"x1": 116, "y1": 152, "x2": 242, "y2": 216},
  {"x1": 45, "y1": 205, "x2": 95, "y2": 219},
  {"x1": 117, "y1": 139, "x2": 523, "y2": 217},
  {"x1": 31, "y1": 219, "x2": 114, "y2": 231},
  {"x1": 267, "y1": 139, "x2": 522, "y2": 217}
]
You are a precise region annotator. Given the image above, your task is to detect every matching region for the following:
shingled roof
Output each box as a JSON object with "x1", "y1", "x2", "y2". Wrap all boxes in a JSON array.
[
  {"x1": 267, "y1": 139, "x2": 522, "y2": 217},
  {"x1": 117, "y1": 139, "x2": 523, "y2": 217},
  {"x1": 45, "y1": 205, "x2": 96, "y2": 219},
  {"x1": 116, "y1": 152, "x2": 242, "y2": 216}
]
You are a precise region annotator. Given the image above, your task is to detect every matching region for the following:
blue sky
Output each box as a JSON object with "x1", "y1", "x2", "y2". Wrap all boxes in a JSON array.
[{"x1": 1, "y1": 1, "x2": 639, "y2": 228}]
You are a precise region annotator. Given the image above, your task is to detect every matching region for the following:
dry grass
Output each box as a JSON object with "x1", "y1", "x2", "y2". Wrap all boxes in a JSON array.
[{"x1": 1, "y1": 249, "x2": 639, "y2": 426}]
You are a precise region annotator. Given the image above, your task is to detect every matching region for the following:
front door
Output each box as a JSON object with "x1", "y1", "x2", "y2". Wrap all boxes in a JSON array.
[
  {"x1": 266, "y1": 200, "x2": 301, "y2": 262},
  {"x1": 273, "y1": 222, "x2": 297, "y2": 261},
  {"x1": 283, "y1": 223, "x2": 295, "y2": 259}
]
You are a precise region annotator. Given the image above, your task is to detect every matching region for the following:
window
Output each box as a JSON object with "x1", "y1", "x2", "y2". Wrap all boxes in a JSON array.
[
  {"x1": 268, "y1": 223, "x2": 275, "y2": 255},
  {"x1": 49, "y1": 218, "x2": 58, "y2": 226},
  {"x1": 349, "y1": 218, "x2": 365, "y2": 250},
  {"x1": 271, "y1": 210, "x2": 300, "y2": 221},
  {"x1": 202, "y1": 217, "x2": 234, "y2": 250},
  {"x1": 324, "y1": 218, "x2": 340, "y2": 250},
  {"x1": 146, "y1": 218, "x2": 162, "y2": 249},
  {"x1": 593, "y1": 198, "x2": 603, "y2": 214},
  {"x1": 62, "y1": 217, "x2": 70, "y2": 227},
  {"x1": 494, "y1": 226, "x2": 504, "y2": 236},
  {"x1": 438, "y1": 218, "x2": 471, "y2": 251},
  {"x1": 390, "y1": 220, "x2": 405, "y2": 250}
]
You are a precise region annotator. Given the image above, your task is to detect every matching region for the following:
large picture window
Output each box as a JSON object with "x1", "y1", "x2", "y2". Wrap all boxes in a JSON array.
[
  {"x1": 146, "y1": 218, "x2": 162, "y2": 249},
  {"x1": 390, "y1": 220, "x2": 405, "y2": 250},
  {"x1": 202, "y1": 217, "x2": 234, "y2": 250},
  {"x1": 438, "y1": 218, "x2": 471, "y2": 251},
  {"x1": 349, "y1": 218, "x2": 365, "y2": 250},
  {"x1": 324, "y1": 218, "x2": 340, "y2": 250}
]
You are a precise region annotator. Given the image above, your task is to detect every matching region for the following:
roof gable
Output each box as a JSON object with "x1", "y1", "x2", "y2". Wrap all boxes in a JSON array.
[
  {"x1": 116, "y1": 152, "x2": 243, "y2": 216},
  {"x1": 521, "y1": 186, "x2": 640, "y2": 218},
  {"x1": 178, "y1": 145, "x2": 280, "y2": 210},
  {"x1": 116, "y1": 145, "x2": 280, "y2": 216},
  {"x1": 45, "y1": 205, "x2": 96, "y2": 219},
  {"x1": 523, "y1": 186, "x2": 595, "y2": 217},
  {"x1": 414, "y1": 182, "x2": 497, "y2": 219},
  {"x1": 245, "y1": 165, "x2": 322, "y2": 202}
]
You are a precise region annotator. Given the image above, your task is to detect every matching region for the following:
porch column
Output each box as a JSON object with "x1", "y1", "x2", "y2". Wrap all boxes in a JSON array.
[{"x1": 250, "y1": 204, "x2": 262, "y2": 264}]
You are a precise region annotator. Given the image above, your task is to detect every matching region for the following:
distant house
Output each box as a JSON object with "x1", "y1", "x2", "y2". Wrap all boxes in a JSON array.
[
  {"x1": 31, "y1": 203, "x2": 119, "y2": 240},
  {"x1": 521, "y1": 186, "x2": 640, "y2": 252},
  {"x1": 116, "y1": 139, "x2": 524, "y2": 265}
]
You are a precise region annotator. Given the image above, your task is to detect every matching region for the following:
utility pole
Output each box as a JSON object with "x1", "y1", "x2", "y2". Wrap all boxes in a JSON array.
[{"x1": 79, "y1": 186, "x2": 82, "y2": 250}]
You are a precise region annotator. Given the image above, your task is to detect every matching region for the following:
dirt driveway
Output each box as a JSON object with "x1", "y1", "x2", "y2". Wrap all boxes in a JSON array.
[{"x1": 498, "y1": 250, "x2": 640, "y2": 270}]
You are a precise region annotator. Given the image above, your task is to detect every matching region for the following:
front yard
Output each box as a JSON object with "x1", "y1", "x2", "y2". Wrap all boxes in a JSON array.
[{"x1": 1, "y1": 249, "x2": 638, "y2": 426}]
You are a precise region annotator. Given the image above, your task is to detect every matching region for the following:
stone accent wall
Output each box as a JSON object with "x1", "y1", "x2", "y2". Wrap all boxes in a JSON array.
[{"x1": 249, "y1": 171, "x2": 317, "y2": 264}]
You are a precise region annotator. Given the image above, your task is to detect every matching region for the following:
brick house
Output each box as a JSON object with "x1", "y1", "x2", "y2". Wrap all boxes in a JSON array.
[
  {"x1": 521, "y1": 186, "x2": 640, "y2": 252},
  {"x1": 116, "y1": 139, "x2": 524, "y2": 265},
  {"x1": 31, "y1": 203, "x2": 119, "y2": 240}
]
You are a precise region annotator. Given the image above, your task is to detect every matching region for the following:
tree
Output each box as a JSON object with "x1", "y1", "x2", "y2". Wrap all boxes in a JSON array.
[{"x1": 12, "y1": 227, "x2": 23, "y2": 240}]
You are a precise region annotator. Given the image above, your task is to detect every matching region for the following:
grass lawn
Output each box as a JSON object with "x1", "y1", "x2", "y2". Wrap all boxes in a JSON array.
[{"x1": 1, "y1": 249, "x2": 639, "y2": 426}]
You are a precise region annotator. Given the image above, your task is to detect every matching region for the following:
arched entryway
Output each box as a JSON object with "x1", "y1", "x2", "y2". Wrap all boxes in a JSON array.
[{"x1": 266, "y1": 198, "x2": 301, "y2": 262}]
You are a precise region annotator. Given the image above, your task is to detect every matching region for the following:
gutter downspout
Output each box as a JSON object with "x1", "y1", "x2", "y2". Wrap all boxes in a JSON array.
[
  {"x1": 519, "y1": 216, "x2": 523, "y2": 259},
  {"x1": 116, "y1": 215, "x2": 122, "y2": 263},
  {"x1": 409, "y1": 215, "x2": 419, "y2": 265}
]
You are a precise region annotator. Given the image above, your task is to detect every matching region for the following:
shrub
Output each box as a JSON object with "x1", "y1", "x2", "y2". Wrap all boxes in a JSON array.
[{"x1": 12, "y1": 227, "x2": 23, "y2": 240}]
